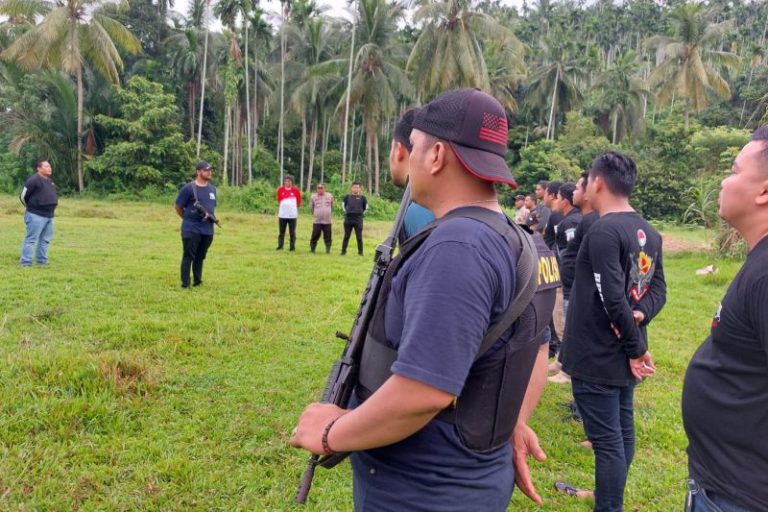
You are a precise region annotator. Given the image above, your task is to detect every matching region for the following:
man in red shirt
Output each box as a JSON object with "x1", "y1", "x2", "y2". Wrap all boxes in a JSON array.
[{"x1": 276, "y1": 176, "x2": 301, "y2": 251}]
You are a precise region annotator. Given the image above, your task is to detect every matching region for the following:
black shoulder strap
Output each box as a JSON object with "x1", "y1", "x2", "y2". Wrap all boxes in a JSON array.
[{"x1": 440, "y1": 208, "x2": 539, "y2": 361}]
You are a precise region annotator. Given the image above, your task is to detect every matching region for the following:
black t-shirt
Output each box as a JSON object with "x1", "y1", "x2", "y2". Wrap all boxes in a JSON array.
[
  {"x1": 543, "y1": 211, "x2": 563, "y2": 249},
  {"x1": 682, "y1": 236, "x2": 768, "y2": 511},
  {"x1": 560, "y1": 212, "x2": 666, "y2": 386},
  {"x1": 343, "y1": 194, "x2": 368, "y2": 222},
  {"x1": 561, "y1": 211, "x2": 599, "y2": 297},
  {"x1": 20, "y1": 174, "x2": 58, "y2": 218},
  {"x1": 555, "y1": 208, "x2": 582, "y2": 257}
]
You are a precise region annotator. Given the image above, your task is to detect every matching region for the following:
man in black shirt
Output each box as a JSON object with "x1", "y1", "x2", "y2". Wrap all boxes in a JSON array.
[
  {"x1": 341, "y1": 181, "x2": 368, "y2": 256},
  {"x1": 529, "y1": 181, "x2": 551, "y2": 234},
  {"x1": 543, "y1": 181, "x2": 563, "y2": 250},
  {"x1": 561, "y1": 172, "x2": 599, "y2": 297},
  {"x1": 560, "y1": 152, "x2": 666, "y2": 512},
  {"x1": 19, "y1": 159, "x2": 58, "y2": 267},
  {"x1": 682, "y1": 127, "x2": 768, "y2": 512},
  {"x1": 543, "y1": 181, "x2": 564, "y2": 357}
]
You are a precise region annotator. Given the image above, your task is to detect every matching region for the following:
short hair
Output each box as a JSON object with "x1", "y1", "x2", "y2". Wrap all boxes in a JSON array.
[
  {"x1": 558, "y1": 182, "x2": 577, "y2": 206},
  {"x1": 394, "y1": 109, "x2": 417, "y2": 152},
  {"x1": 317, "y1": 182, "x2": 326, "y2": 188},
  {"x1": 34, "y1": 159, "x2": 48, "y2": 171},
  {"x1": 351, "y1": 181, "x2": 361, "y2": 187},
  {"x1": 537, "y1": 180, "x2": 549, "y2": 190},
  {"x1": 589, "y1": 152, "x2": 637, "y2": 197},
  {"x1": 284, "y1": 175, "x2": 294, "y2": 182},
  {"x1": 578, "y1": 170, "x2": 589, "y2": 192},
  {"x1": 515, "y1": 194, "x2": 525, "y2": 201},
  {"x1": 752, "y1": 124, "x2": 768, "y2": 162},
  {"x1": 546, "y1": 180, "x2": 562, "y2": 196}
]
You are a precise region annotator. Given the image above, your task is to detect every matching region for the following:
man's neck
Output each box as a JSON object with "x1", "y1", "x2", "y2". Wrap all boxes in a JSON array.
[
  {"x1": 580, "y1": 204, "x2": 593, "y2": 215},
  {"x1": 735, "y1": 221, "x2": 768, "y2": 252},
  {"x1": 596, "y1": 196, "x2": 634, "y2": 216},
  {"x1": 431, "y1": 195, "x2": 501, "y2": 218},
  {"x1": 562, "y1": 204, "x2": 573, "y2": 216},
  {"x1": 194, "y1": 178, "x2": 208, "y2": 187},
  {"x1": 37, "y1": 172, "x2": 49, "y2": 180}
]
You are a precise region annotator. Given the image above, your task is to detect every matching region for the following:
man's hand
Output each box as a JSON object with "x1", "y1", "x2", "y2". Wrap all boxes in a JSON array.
[
  {"x1": 512, "y1": 423, "x2": 546, "y2": 505},
  {"x1": 289, "y1": 403, "x2": 347, "y2": 455},
  {"x1": 632, "y1": 310, "x2": 646, "y2": 325},
  {"x1": 629, "y1": 351, "x2": 656, "y2": 381}
]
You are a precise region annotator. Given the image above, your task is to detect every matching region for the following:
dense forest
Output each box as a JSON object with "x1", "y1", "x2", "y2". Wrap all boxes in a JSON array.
[{"x1": 1, "y1": 0, "x2": 767, "y2": 224}]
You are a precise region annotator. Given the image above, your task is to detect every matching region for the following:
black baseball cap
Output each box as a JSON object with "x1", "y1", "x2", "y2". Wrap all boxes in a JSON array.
[
  {"x1": 412, "y1": 88, "x2": 517, "y2": 189},
  {"x1": 196, "y1": 161, "x2": 212, "y2": 171}
]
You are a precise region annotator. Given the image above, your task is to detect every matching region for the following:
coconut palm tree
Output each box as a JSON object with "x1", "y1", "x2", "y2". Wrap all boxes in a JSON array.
[
  {"x1": 340, "y1": 0, "x2": 409, "y2": 194},
  {"x1": 526, "y1": 36, "x2": 586, "y2": 140},
  {"x1": 289, "y1": 16, "x2": 338, "y2": 194},
  {"x1": 646, "y1": 3, "x2": 740, "y2": 129},
  {"x1": 407, "y1": 0, "x2": 525, "y2": 106},
  {"x1": 1, "y1": 0, "x2": 140, "y2": 192},
  {"x1": 592, "y1": 50, "x2": 648, "y2": 143}
]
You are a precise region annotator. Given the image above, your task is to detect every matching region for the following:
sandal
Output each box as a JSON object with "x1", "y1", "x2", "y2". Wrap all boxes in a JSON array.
[{"x1": 555, "y1": 481, "x2": 587, "y2": 497}]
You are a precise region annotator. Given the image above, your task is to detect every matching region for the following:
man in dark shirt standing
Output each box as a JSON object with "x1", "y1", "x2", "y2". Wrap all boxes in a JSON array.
[
  {"x1": 19, "y1": 159, "x2": 58, "y2": 267},
  {"x1": 682, "y1": 127, "x2": 768, "y2": 512},
  {"x1": 341, "y1": 182, "x2": 368, "y2": 256},
  {"x1": 174, "y1": 162, "x2": 217, "y2": 288},
  {"x1": 560, "y1": 152, "x2": 666, "y2": 512},
  {"x1": 543, "y1": 181, "x2": 563, "y2": 249},
  {"x1": 291, "y1": 88, "x2": 544, "y2": 511},
  {"x1": 554, "y1": 182, "x2": 583, "y2": 309},
  {"x1": 530, "y1": 181, "x2": 551, "y2": 234}
]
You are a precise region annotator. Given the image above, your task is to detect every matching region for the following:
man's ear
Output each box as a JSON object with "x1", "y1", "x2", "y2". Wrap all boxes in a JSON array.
[
  {"x1": 429, "y1": 141, "x2": 449, "y2": 176},
  {"x1": 395, "y1": 142, "x2": 408, "y2": 163},
  {"x1": 756, "y1": 179, "x2": 768, "y2": 206}
]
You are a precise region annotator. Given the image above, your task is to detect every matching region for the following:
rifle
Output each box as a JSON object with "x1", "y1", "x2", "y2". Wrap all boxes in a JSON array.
[
  {"x1": 191, "y1": 182, "x2": 221, "y2": 228},
  {"x1": 295, "y1": 185, "x2": 413, "y2": 505}
]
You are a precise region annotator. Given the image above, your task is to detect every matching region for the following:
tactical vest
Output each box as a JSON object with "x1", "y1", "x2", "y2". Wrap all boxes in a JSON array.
[{"x1": 355, "y1": 208, "x2": 561, "y2": 452}]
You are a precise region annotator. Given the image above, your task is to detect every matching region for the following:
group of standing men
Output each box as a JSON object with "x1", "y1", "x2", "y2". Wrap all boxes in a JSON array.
[
  {"x1": 290, "y1": 87, "x2": 768, "y2": 512},
  {"x1": 277, "y1": 176, "x2": 369, "y2": 255}
]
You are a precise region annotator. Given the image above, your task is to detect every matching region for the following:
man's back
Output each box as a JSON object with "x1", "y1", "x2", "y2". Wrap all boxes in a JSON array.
[{"x1": 561, "y1": 212, "x2": 666, "y2": 386}]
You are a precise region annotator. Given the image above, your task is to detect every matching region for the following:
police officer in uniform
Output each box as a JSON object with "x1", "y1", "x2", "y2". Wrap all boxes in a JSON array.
[{"x1": 290, "y1": 89, "x2": 558, "y2": 511}]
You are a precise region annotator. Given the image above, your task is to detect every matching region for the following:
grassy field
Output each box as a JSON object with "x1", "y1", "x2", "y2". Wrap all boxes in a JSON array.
[{"x1": 0, "y1": 194, "x2": 742, "y2": 511}]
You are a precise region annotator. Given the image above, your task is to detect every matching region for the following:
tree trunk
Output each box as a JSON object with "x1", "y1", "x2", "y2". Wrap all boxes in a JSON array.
[
  {"x1": 612, "y1": 107, "x2": 619, "y2": 144},
  {"x1": 223, "y1": 103, "x2": 230, "y2": 186},
  {"x1": 306, "y1": 115, "x2": 318, "y2": 195},
  {"x1": 244, "y1": 22, "x2": 252, "y2": 183},
  {"x1": 366, "y1": 131, "x2": 372, "y2": 193},
  {"x1": 321, "y1": 115, "x2": 330, "y2": 183},
  {"x1": 196, "y1": 15, "x2": 209, "y2": 157},
  {"x1": 300, "y1": 116, "x2": 306, "y2": 191},
  {"x1": 547, "y1": 67, "x2": 560, "y2": 140},
  {"x1": 740, "y1": 66, "x2": 756, "y2": 126},
  {"x1": 279, "y1": 19, "x2": 286, "y2": 183},
  {"x1": 76, "y1": 66, "x2": 84, "y2": 192},
  {"x1": 373, "y1": 129, "x2": 380, "y2": 195},
  {"x1": 189, "y1": 82, "x2": 196, "y2": 139},
  {"x1": 341, "y1": 22, "x2": 356, "y2": 184},
  {"x1": 252, "y1": 43, "x2": 259, "y2": 166}
]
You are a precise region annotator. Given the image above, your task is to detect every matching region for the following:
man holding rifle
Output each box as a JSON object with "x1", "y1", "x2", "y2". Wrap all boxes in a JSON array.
[
  {"x1": 290, "y1": 89, "x2": 550, "y2": 511},
  {"x1": 174, "y1": 161, "x2": 218, "y2": 288}
]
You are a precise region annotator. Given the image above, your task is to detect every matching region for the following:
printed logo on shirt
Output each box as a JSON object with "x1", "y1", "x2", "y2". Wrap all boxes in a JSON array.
[
  {"x1": 594, "y1": 272, "x2": 605, "y2": 302},
  {"x1": 711, "y1": 303, "x2": 722, "y2": 329},
  {"x1": 209, "y1": 192, "x2": 216, "y2": 200},
  {"x1": 637, "y1": 229, "x2": 647, "y2": 248},
  {"x1": 565, "y1": 228, "x2": 576, "y2": 242},
  {"x1": 629, "y1": 250, "x2": 656, "y2": 302}
]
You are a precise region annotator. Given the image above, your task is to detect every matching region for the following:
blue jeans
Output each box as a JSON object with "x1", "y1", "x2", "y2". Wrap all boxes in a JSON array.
[
  {"x1": 687, "y1": 480, "x2": 753, "y2": 512},
  {"x1": 21, "y1": 211, "x2": 54, "y2": 266},
  {"x1": 572, "y1": 378, "x2": 635, "y2": 512}
]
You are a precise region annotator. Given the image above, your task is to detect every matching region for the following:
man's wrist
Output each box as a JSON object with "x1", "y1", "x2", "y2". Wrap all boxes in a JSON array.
[{"x1": 322, "y1": 413, "x2": 348, "y2": 455}]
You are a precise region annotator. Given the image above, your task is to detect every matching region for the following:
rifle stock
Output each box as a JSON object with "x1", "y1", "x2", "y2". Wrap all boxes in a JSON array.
[{"x1": 294, "y1": 186, "x2": 412, "y2": 504}]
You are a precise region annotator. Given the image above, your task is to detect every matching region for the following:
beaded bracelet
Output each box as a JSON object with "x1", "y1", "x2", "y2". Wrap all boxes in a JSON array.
[{"x1": 321, "y1": 413, "x2": 347, "y2": 456}]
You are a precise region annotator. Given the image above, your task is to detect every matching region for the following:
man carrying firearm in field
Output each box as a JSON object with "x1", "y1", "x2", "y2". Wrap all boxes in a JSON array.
[
  {"x1": 290, "y1": 89, "x2": 554, "y2": 511},
  {"x1": 174, "y1": 161, "x2": 218, "y2": 288}
]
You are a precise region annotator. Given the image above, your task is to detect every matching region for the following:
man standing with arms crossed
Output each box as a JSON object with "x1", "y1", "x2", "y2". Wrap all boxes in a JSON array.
[
  {"x1": 19, "y1": 159, "x2": 58, "y2": 267},
  {"x1": 560, "y1": 152, "x2": 666, "y2": 512},
  {"x1": 682, "y1": 126, "x2": 768, "y2": 512},
  {"x1": 341, "y1": 182, "x2": 368, "y2": 256}
]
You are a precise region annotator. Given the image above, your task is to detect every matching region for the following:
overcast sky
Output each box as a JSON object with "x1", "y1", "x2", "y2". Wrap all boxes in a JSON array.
[{"x1": 171, "y1": 0, "x2": 527, "y2": 28}]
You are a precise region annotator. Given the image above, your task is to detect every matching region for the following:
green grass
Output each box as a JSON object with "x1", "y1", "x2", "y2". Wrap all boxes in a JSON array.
[{"x1": 0, "y1": 195, "x2": 743, "y2": 511}]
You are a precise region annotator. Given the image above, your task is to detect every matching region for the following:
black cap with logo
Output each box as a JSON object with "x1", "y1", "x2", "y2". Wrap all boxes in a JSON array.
[{"x1": 412, "y1": 88, "x2": 516, "y2": 189}]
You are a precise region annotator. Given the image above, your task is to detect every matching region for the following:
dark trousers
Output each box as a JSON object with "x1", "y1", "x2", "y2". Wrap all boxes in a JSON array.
[
  {"x1": 278, "y1": 218, "x2": 297, "y2": 250},
  {"x1": 342, "y1": 219, "x2": 363, "y2": 255},
  {"x1": 310, "y1": 223, "x2": 332, "y2": 253},
  {"x1": 572, "y1": 378, "x2": 636, "y2": 512},
  {"x1": 181, "y1": 232, "x2": 214, "y2": 287},
  {"x1": 686, "y1": 480, "x2": 752, "y2": 512}
]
